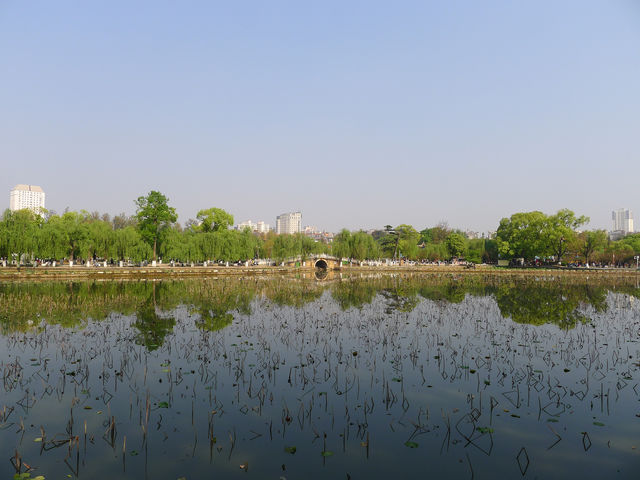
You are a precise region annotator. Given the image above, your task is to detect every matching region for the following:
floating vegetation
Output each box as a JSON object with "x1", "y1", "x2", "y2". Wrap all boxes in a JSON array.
[{"x1": 0, "y1": 274, "x2": 639, "y2": 479}]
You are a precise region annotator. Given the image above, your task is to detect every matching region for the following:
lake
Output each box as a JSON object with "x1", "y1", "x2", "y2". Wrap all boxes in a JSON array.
[{"x1": 1, "y1": 273, "x2": 639, "y2": 479}]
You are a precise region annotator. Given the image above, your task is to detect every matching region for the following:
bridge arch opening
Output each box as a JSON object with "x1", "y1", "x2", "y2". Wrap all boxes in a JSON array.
[{"x1": 314, "y1": 259, "x2": 328, "y2": 270}]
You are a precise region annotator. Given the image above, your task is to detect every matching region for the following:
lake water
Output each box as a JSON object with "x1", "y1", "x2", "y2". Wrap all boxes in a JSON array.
[{"x1": 1, "y1": 274, "x2": 639, "y2": 479}]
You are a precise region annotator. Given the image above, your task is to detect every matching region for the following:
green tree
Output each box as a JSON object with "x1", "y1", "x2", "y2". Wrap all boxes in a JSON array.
[
  {"x1": 546, "y1": 209, "x2": 589, "y2": 263},
  {"x1": 466, "y1": 238, "x2": 485, "y2": 263},
  {"x1": 396, "y1": 224, "x2": 419, "y2": 259},
  {"x1": 0, "y1": 209, "x2": 42, "y2": 263},
  {"x1": 418, "y1": 242, "x2": 448, "y2": 261},
  {"x1": 57, "y1": 211, "x2": 90, "y2": 262},
  {"x1": 418, "y1": 228, "x2": 433, "y2": 245},
  {"x1": 272, "y1": 234, "x2": 297, "y2": 263},
  {"x1": 496, "y1": 211, "x2": 549, "y2": 261},
  {"x1": 422, "y1": 222, "x2": 450, "y2": 244},
  {"x1": 606, "y1": 241, "x2": 635, "y2": 266},
  {"x1": 445, "y1": 232, "x2": 466, "y2": 259},
  {"x1": 378, "y1": 226, "x2": 398, "y2": 259},
  {"x1": 332, "y1": 229, "x2": 352, "y2": 260},
  {"x1": 620, "y1": 233, "x2": 640, "y2": 254},
  {"x1": 135, "y1": 191, "x2": 178, "y2": 261},
  {"x1": 82, "y1": 218, "x2": 114, "y2": 260},
  {"x1": 196, "y1": 207, "x2": 234, "y2": 232},
  {"x1": 114, "y1": 225, "x2": 151, "y2": 262},
  {"x1": 577, "y1": 230, "x2": 608, "y2": 263}
]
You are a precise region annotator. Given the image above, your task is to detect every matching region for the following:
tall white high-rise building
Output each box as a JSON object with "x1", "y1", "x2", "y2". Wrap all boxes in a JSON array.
[
  {"x1": 9, "y1": 184, "x2": 46, "y2": 213},
  {"x1": 275, "y1": 211, "x2": 302, "y2": 234},
  {"x1": 612, "y1": 208, "x2": 633, "y2": 234}
]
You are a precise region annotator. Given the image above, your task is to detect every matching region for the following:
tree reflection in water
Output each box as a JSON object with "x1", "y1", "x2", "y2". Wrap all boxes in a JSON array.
[{"x1": 1, "y1": 275, "x2": 639, "y2": 339}]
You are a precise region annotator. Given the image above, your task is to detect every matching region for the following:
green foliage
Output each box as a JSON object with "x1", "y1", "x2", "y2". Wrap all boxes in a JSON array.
[
  {"x1": 135, "y1": 191, "x2": 178, "y2": 260},
  {"x1": 190, "y1": 281, "x2": 253, "y2": 331},
  {"x1": 494, "y1": 283, "x2": 607, "y2": 329},
  {"x1": 619, "y1": 233, "x2": 640, "y2": 255},
  {"x1": 133, "y1": 300, "x2": 176, "y2": 350},
  {"x1": 466, "y1": 238, "x2": 485, "y2": 263},
  {"x1": 267, "y1": 233, "x2": 326, "y2": 263},
  {"x1": 396, "y1": 224, "x2": 419, "y2": 259},
  {"x1": 496, "y1": 209, "x2": 588, "y2": 262},
  {"x1": 0, "y1": 209, "x2": 43, "y2": 262},
  {"x1": 265, "y1": 279, "x2": 324, "y2": 307},
  {"x1": 420, "y1": 222, "x2": 450, "y2": 244},
  {"x1": 331, "y1": 230, "x2": 380, "y2": 261},
  {"x1": 196, "y1": 207, "x2": 234, "y2": 232},
  {"x1": 546, "y1": 209, "x2": 589, "y2": 262},
  {"x1": 482, "y1": 239, "x2": 498, "y2": 263},
  {"x1": 0, "y1": 201, "x2": 603, "y2": 266},
  {"x1": 576, "y1": 230, "x2": 608, "y2": 263},
  {"x1": 331, "y1": 279, "x2": 378, "y2": 310},
  {"x1": 332, "y1": 229, "x2": 352, "y2": 260},
  {"x1": 376, "y1": 224, "x2": 398, "y2": 258},
  {"x1": 496, "y1": 211, "x2": 548, "y2": 260},
  {"x1": 2, "y1": 277, "x2": 638, "y2": 338},
  {"x1": 605, "y1": 241, "x2": 635, "y2": 265},
  {"x1": 445, "y1": 233, "x2": 466, "y2": 259},
  {"x1": 417, "y1": 242, "x2": 448, "y2": 261}
]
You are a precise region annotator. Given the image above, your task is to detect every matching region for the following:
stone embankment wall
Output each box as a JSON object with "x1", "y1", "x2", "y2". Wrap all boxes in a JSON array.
[{"x1": 0, "y1": 264, "x2": 638, "y2": 281}]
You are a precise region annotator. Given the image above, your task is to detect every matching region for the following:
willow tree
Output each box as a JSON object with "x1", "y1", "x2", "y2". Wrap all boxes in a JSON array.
[{"x1": 0, "y1": 209, "x2": 42, "y2": 263}]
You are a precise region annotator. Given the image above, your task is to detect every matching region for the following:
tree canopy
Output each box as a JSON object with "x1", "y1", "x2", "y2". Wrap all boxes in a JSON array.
[
  {"x1": 4, "y1": 199, "x2": 637, "y2": 268},
  {"x1": 196, "y1": 207, "x2": 234, "y2": 233},
  {"x1": 496, "y1": 209, "x2": 588, "y2": 262},
  {"x1": 135, "y1": 191, "x2": 178, "y2": 260}
]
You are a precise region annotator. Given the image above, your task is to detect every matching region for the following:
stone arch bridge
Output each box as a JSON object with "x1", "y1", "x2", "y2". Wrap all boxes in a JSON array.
[{"x1": 283, "y1": 254, "x2": 342, "y2": 269}]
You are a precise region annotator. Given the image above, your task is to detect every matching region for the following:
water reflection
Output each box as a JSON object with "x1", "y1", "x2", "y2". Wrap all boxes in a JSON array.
[
  {"x1": 314, "y1": 268, "x2": 329, "y2": 281},
  {"x1": 133, "y1": 284, "x2": 176, "y2": 351},
  {"x1": 494, "y1": 283, "x2": 609, "y2": 328},
  {"x1": 2, "y1": 275, "x2": 640, "y2": 337},
  {"x1": 1, "y1": 275, "x2": 640, "y2": 479}
]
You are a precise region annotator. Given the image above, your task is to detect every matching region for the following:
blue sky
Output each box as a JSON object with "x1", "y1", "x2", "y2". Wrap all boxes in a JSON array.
[{"x1": 1, "y1": 1, "x2": 639, "y2": 232}]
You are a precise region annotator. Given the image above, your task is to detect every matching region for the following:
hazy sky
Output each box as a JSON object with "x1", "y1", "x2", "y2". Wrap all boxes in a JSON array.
[{"x1": 2, "y1": 1, "x2": 639, "y2": 232}]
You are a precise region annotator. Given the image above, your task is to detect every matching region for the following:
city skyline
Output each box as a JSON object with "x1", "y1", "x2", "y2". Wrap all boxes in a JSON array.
[
  {"x1": 2, "y1": 2, "x2": 639, "y2": 232},
  {"x1": 5, "y1": 183, "x2": 637, "y2": 237}
]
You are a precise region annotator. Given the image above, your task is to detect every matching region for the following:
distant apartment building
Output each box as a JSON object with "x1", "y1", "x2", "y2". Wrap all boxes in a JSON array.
[
  {"x1": 256, "y1": 221, "x2": 270, "y2": 233},
  {"x1": 276, "y1": 211, "x2": 302, "y2": 235},
  {"x1": 237, "y1": 220, "x2": 257, "y2": 231},
  {"x1": 237, "y1": 220, "x2": 271, "y2": 233},
  {"x1": 612, "y1": 208, "x2": 634, "y2": 235},
  {"x1": 9, "y1": 184, "x2": 45, "y2": 213}
]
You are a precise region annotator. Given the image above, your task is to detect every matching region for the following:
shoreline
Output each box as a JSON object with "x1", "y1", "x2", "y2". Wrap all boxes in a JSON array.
[{"x1": 0, "y1": 264, "x2": 638, "y2": 281}]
